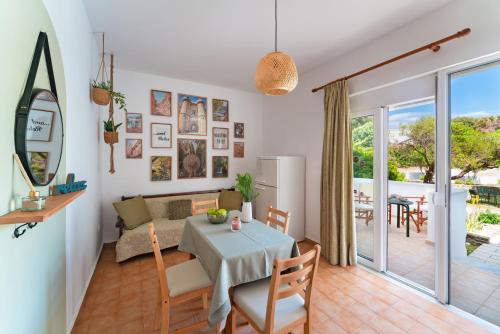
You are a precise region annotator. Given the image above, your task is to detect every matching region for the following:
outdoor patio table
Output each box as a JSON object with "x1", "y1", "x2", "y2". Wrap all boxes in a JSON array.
[
  {"x1": 178, "y1": 210, "x2": 300, "y2": 329},
  {"x1": 388, "y1": 197, "x2": 414, "y2": 237}
]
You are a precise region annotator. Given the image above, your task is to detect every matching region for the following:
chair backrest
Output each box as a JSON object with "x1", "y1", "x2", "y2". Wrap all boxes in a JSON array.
[
  {"x1": 192, "y1": 199, "x2": 219, "y2": 215},
  {"x1": 147, "y1": 223, "x2": 169, "y2": 304},
  {"x1": 266, "y1": 206, "x2": 290, "y2": 235},
  {"x1": 264, "y1": 245, "x2": 321, "y2": 333}
]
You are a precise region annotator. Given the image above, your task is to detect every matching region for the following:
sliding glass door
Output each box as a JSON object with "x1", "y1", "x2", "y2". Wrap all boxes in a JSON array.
[
  {"x1": 386, "y1": 99, "x2": 436, "y2": 293},
  {"x1": 443, "y1": 59, "x2": 500, "y2": 325}
]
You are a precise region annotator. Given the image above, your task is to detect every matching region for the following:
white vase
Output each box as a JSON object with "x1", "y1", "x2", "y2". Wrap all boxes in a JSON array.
[{"x1": 241, "y1": 202, "x2": 253, "y2": 222}]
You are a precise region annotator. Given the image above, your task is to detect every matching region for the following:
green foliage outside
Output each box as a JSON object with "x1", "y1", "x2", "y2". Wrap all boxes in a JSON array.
[{"x1": 479, "y1": 211, "x2": 500, "y2": 225}]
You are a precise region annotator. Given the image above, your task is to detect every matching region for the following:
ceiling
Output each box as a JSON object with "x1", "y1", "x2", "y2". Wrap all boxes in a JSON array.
[{"x1": 83, "y1": 0, "x2": 453, "y2": 92}]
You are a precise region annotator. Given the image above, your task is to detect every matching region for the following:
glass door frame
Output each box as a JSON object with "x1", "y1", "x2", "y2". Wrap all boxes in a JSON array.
[{"x1": 352, "y1": 108, "x2": 386, "y2": 272}]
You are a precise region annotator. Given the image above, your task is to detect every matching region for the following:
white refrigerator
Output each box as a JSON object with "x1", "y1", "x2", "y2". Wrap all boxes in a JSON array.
[{"x1": 255, "y1": 156, "x2": 305, "y2": 241}]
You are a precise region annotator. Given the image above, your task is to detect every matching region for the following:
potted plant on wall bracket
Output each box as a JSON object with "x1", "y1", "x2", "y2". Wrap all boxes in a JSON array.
[
  {"x1": 103, "y1": 119, "x2": 121, "y2": 144},
  {"x1": 235, "y1": 172, "x2": 260, "y2": 222}
]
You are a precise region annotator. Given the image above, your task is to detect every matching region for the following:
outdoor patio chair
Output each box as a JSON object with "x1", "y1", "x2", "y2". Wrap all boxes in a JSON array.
[
  {"x1": 354, "y1": 191, "x2": 374, "y2": 225},
  {"x1": 401, "y1": 196, "x2": 427, "y2": 233}
]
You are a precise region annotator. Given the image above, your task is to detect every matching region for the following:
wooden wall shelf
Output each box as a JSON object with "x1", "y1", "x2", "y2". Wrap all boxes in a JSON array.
[{"x1": 0, "y1": 191, "x2": 85, "y2": 225}]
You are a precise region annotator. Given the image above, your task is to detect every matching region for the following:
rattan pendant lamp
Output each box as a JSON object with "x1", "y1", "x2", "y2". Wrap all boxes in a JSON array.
[{"x1": 255, "y1": 0, "x2": 298, "y2": 95}]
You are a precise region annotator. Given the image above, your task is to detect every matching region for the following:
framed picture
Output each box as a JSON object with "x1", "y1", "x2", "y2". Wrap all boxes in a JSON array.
[
  {"x1": 151, "y1": 123, "x2": 172, "y2": 148},
  {"x1": 151, "y1": 156, "x2": 172, "y2": 181},
  {"x1": 234, "y1": 122, "x2": 244, "y2": 139},
  {"x1": 126, "y1": 139, "x2": 142, "y2": 159},
  {"x1": 177, "y1": 138, "x2": 206, "y2": 178},
  {"x1": 177, "y1": 93, "x2": 207, "y2": 136},
  {"x1": 212, "y1": 99, "x2": 229, "y2": 122},
  {"x1": 28, "y1": 151, "x2": 48, "y2": 183},
  {"x1": 150, "y1": 90, "x2": 171, "y2": 116},
  {"x1": 126, "y1": 113, "x2": 143, "y2": 133},
  {"x1": 212, "y1": 127, "x2": 229, "y2": 149},
  {"x1": 212, "y1": 156, "x2": 228, "y2": 178},
  {"x1": 234, "y1": 142, "x2": 244, "y2": 158},
  {"x1": 26, "y1": 109, "x2": 54, "y2": 141}
]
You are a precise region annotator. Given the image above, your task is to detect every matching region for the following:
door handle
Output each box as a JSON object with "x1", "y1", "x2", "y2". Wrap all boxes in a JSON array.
[{"x1": 255, "y1": 186, "x2": 265, "y2": 191}]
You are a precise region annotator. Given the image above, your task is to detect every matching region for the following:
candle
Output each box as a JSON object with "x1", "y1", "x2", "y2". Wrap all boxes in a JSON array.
[{"x1": 231, "y1": 216, "x2": 241, "y2": 232}]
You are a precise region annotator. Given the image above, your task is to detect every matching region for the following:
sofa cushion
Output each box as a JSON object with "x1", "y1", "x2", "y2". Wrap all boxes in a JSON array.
[
  {"x1": 167, "y1": 199, "x2": 192, "y2": 220},
  {"x1": 113, "y1": 196, "x2": 152, "y2": 230},
  {"x1": 116, "y1": 218, "x2": 185, "y2": 262},
  {"x1": 219, "y1": 190, "x2": 242, "y2": 211}
]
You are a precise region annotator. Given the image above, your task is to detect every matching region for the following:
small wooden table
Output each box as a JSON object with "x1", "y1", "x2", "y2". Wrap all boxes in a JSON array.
[{"x1": 388, "y1": 197, "x2": 413, "y2": 237}]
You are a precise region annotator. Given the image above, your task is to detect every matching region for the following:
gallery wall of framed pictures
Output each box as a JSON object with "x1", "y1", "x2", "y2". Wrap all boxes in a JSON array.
[{"x1": 121, "y1": 86, "x2": 248, "y2": 182}]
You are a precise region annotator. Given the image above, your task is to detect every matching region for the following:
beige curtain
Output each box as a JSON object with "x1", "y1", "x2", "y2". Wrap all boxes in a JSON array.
[{"x1": 320, "y1": 80, "x2": 356, "y2": 266}]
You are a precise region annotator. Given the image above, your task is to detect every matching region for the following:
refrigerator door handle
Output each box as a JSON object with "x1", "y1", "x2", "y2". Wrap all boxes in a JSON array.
[{"x1": 255, "y1": 186, "x2": 266, "y2": 191}]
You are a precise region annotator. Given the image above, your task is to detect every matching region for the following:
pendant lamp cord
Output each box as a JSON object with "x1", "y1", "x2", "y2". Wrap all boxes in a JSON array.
[{"x1": 274, "y1": 0, "x2": 278, "y2": 52}]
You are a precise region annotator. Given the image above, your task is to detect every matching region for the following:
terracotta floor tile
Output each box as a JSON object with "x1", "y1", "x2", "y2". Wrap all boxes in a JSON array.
[{"x1": 71, "y1": 241, "x2": 496, "y2": 334}]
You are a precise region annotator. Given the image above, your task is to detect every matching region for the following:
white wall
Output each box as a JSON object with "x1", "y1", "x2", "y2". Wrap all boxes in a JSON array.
[
  {"x1": 41, "y1": 0, "x2": 101, "y2": 331},
  {"x1": 262, "y1": 0, "x2": 500, "y2": 242},
  {"x1": 101, "y1": 69, "x2": 264, "y2": 242}
]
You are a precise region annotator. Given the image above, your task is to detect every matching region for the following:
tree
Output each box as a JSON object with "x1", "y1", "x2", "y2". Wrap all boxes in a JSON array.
[{"x1": 390, "y1": 116, "x2": 500, "y2": 183}]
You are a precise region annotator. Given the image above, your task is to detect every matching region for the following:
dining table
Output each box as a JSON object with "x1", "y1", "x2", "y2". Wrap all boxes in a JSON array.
[{"x1": 178, "y1": 210, "x2": 300, "y2": 330}]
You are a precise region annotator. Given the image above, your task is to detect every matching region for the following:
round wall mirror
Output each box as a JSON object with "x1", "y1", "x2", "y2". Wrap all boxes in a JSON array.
[{"x1": 16, "y1": 89, "x2": 63, "y2": 186}]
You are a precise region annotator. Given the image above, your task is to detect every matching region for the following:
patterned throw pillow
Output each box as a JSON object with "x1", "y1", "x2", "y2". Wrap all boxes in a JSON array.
[{"x1": 167, "y1": 199, "x2": 192, "y2": 220}]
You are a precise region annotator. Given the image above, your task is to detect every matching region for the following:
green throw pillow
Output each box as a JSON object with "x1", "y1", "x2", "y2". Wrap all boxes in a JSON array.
[
  {"x1": 167, "y1": 199, "x2": 192, "y2": 220},
  {"x1": 113, "y1": 196, "x2": 152, "y2": 230},
  {"x1": 219, "y1": 190, "x2": 242, "y2": 211}
]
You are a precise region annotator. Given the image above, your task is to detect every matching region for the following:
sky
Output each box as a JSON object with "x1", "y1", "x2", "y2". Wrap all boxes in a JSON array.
[{"x1": 388, "y1": 63, "x2": 500, "y2": 130}]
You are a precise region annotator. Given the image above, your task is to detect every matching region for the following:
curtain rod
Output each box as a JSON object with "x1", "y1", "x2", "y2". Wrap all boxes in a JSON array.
[{"x1": 311, "y1": 28, "x2": 471, "y2": 93}]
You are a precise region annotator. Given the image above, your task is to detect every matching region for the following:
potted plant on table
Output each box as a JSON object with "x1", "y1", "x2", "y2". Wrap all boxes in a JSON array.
[
  {"x1": 103, "y1": 120, "x2": 122, "y2": 144},
  {"x1": 234, "y1": 172, "x2": 260, "y2": 222}
]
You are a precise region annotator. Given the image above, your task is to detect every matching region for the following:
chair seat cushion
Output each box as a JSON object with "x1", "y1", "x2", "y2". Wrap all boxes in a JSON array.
[
  {"x1": 166, "y1": 258, "x2": 212, "y2": 297},
  {"x1": 355, "y1": 202, "x2": 373, "y2": 210},
  {"x1": 233, "y1": 278, "x2": 306, "y2": 332}
]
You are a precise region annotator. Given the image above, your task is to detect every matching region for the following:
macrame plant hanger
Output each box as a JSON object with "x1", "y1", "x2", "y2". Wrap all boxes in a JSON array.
[{"x1": 96, "y1": 33, "x2": 117, "y2": 174}]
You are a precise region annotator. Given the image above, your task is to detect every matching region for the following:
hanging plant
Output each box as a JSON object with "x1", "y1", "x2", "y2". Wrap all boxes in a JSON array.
[
  {"x1": 92, "y1": 80, "x2": 111, "y2": 105},
  {"x1": 103, "y1": 120, "x2": 121, "y2": 144}
]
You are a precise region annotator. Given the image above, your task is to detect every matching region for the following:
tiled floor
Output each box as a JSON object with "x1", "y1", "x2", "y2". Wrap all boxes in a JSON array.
[
  {"x1": 72, "y1": 241, "x2": 496, "y2": 334},
  {"x1": 356, "y1": 218, "x2": 500, "y2": 326}
]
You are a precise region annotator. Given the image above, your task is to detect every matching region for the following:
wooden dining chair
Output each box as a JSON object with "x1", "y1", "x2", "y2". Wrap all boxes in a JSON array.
[
  {"x1": 192, "y1": 199, "x2": 219, "y2": 215},
  {"x1": 230, "y1": 244, "x2": 321, "y2": 334},
  {"x1": 147, "y1": 223, "x2": 218, "y2": 334},
  {"x1": 265, "y1": 206, "x2": 290, "y2": 235}
]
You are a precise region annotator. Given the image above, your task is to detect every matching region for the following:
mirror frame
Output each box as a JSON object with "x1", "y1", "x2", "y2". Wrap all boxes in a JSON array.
[{"x1": 15, "y1": 32, "x2": 64, "y2": 186}]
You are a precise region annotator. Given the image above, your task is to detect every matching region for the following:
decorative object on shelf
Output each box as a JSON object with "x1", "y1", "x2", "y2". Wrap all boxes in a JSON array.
[
  {"x1": 234, "y1": 172, "x2": 260, "y2": 223},
  {"x1": 231, "y1": 216, "x2": 242, "y2": 232},
  {"x1": 151, "y1": 156, "x2": 172, "y2": 181},
  {"x1": 234, "y1": 122, "x2": 244, "y2": 138},
  {"x1": 50, "y1": 173, "x2": 87, "y2": 195},
  {"x1": 178, "y1": 138, "x2": 207, "y2": 178},
  {"x1": 234, "y1": 142, "x2": 244, "y2": 158},
  {"x1": 177, "y1": 93, "x2": 207, "y2": 136},
  {"x1": 103, "y1": 119, "x2": 121, "y2": 144},
  {"x1": 126, "y1": 139, "x2": 143, "y2": 159},
  {"x1": 212, "y1": 99, "x2": 229, "y2": 122},
  {"x1": 151, "y1": 123, "x2": 172, "y2": 148},
  {"x1": 212, "y1": 127, "x2": 229, "y2": 149},
  {"x1": 126, "y1": 113, "x2": 143, "y2": 133},
  {"x1": 212, "y1": 156, "x2": 228, "y2": 178},
  {"x1": 207, "y1": 208, "x2": 228, "y2": 224},
  {"x1": 13, "y1": 153, "x2": 45, "y2": 212},
  {"x1": 255, "y1": 0, "x2": 298, "y2": 95},
  {"x1": 151, "y1": 89, "x2": 171, "y2": 116},
  {"x1": 15, "y1": 32, "x2": 63, "y2": 187}
]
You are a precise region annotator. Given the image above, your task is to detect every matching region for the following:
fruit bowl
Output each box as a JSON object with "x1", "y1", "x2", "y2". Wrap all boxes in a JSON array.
[{"x1": 207, "y1": 208, "x2": 228, "y2": 224}]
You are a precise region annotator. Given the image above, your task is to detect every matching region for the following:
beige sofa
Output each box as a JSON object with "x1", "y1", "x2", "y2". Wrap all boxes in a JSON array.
[{"x1": 115, "y1": 191, "x2": 221, "y2": 262}]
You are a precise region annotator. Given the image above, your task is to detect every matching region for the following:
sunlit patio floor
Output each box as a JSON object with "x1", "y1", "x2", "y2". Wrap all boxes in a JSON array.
[{"x1": 356, "y1": 218, "x2": 500, "y2": 326}]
